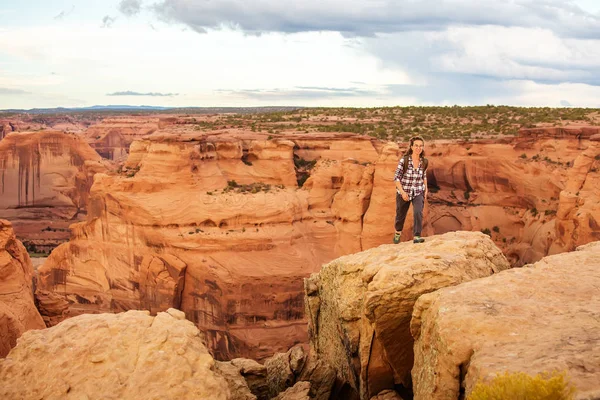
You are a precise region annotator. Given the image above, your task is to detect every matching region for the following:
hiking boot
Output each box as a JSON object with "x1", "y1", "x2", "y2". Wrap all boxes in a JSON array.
[
  {"x1": 393, "y1": 232, "x2": 401, "y2": 244},
  {"x1": 413, "y1": 236, "x2": 425, "y2": 243}
]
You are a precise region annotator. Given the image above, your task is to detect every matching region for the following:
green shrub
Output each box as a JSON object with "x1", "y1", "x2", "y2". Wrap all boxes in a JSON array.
[
  {"x1": 481, "y1": 228, "x2": 492, "y2": 236},
  {"x1": 492, "y1": 226, "x2": 500, "y2": 233},
  {"x1": 468, "y1": 370, "x2": 575, "y2": 400}
]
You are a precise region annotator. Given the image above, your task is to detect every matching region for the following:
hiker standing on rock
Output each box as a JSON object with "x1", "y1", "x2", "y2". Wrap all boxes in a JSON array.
[{"x1": 393, "y1": 136, "x2": 428, "y2": 244}]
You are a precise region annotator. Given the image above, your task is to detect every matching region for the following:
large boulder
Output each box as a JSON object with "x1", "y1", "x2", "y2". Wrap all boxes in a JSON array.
[
  {"x1": 305, "y1": 231, "x2": 510, "y2": 399},
  {"x1": 0, "y1": 308, "x2": 254, "y2": 399},
  {"x1": 411, "y1": 241, "x2": 600, "y2": 400},
  {"x1": 0, "y1": 220, "x2": 45, "y2": 357}
]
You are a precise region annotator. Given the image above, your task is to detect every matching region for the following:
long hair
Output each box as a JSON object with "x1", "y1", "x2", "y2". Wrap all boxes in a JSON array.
[{"x1": 404, "y1": 136, "x2": 426, "y2": 158}]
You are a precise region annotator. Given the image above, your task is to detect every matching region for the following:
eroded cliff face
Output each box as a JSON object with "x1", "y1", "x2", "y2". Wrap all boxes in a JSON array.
[
  {"x1": 422, "y1": 132, "x2": 600, "y2": 265},
  {"x1": 85, "y1": 117, "x2": 160, "y2": 161},
  {"x1": 0, "y1": 220, "x2": 45, "y2": 357},
  {"x1": 36, "y1": 132, "x2": 379, "y2": 360},
  {"x1": 0, "y1": 131, "x2": 107, "y2": 253},
  {"x1": 34, "y1": 129, "x2": 600, "y2": 360}
]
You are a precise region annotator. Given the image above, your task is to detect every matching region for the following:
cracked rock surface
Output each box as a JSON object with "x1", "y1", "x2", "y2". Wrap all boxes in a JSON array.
[{"x1": 411, "y1": 241, "x2": 600, "y2": 400}]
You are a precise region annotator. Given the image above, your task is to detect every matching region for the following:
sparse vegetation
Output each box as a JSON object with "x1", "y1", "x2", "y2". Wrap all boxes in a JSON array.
[
  {"x1": 481, "y1": 228, "x2": 492, "y2": 236},
  {"x1": 223, "y1": 181, "x2": 274, "y2": 194},
  {"x1": 468, "y1": 370, "x2": 575, "y2": 400}
]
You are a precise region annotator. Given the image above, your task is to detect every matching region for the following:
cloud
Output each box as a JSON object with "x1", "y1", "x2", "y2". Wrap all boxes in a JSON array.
[
  {"x1": 0, "y1": 88, "x2": 30, "y2": 95},
  {"x1": 107, "y1": 91, "x2": 179, "y2": 96},
  {"x1": 151, "y1": 0, "x2": 600, "y2": 38},
  {"x1": 118, "y1": 0, "x2": 143, "y2": 17},
  {"x1": 220, "y1": 86, "x2": 381, "y2": 100},
  {"x1": 54, "y1": 6, "x2": 75, "y2": 20},
  {"x1": 102, "y1": 15, "x2": 116, "y2": 28}
]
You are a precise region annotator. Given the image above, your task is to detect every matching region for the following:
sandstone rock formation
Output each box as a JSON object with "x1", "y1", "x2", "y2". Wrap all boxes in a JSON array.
[
  {"x1": 0, "y1": 131, "x2": 107, "y2": 253},
  {"x1": 85, "y1": 117, "x2": 160, "y2": 161},
  {"x1": 305, "y1": 231, "x2": 510, "y2": 399},
  {"x1": 411, "y1": 241, "x2": 600, "y2": 400},
  {"x1": 0, "y1": 308, "x2": 255, "y2": 399},
  {"x1": 424, "y1": 134, "x2": 600, "y2": 265},
  {"x1": 34, "y1": 126, "x2": 600, "y2": 362},
  {"x1": 0, "y1": 220, "x2": 45, "y2": 357},
  {"x1": 35, "y1": 132, "x2": 382, "y2": 361},
  {"x1": 272, "y1": 381, "x2": 311, "y2": 400}
]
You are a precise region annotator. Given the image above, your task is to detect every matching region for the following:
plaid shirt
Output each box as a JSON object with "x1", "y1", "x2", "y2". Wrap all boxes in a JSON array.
[{"x1": 393, "y1": 156, "x2": 426, "y2": 200}]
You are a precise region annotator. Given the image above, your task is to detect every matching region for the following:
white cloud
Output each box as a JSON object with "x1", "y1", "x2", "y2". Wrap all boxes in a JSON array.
[
  {"x1": 118, "y1": 0, "x2": 143, "y2": 17},
  {"x1": 487, "y1": 80, "x2": 600, "y2": 107},
  {"x1": 151, "y1": 0, "x2": 600, "y2": 38}
]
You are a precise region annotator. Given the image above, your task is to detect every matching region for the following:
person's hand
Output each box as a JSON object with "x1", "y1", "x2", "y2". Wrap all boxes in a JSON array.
[{"x1": 401, "y1": 192, "x2": 409, "y2": 201}]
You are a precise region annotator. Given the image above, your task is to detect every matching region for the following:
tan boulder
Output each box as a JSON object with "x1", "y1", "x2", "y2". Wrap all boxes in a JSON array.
[
  {"x1": 272, "y1": 381, "x2": 311, "y2": 400},
  {"x1": 411, "y1": 241, "x2": 600, "y2": 400},
  {"x1": 0, "y1": 308, "x2": 254, "y2": 399},
  {"x1": 0, "y1": 220, "x2": 45, "y2": 357},
  {"x1": 305, "y1": 231, "x2": 510, "y2": 399},
  {"x1": 369, "y1": 389, "x2": 403, "y2": 400}
]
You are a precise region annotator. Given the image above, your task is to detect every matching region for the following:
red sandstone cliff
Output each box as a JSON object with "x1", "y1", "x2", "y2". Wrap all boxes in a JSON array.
[
  {"x1": 0, "y1": 131, "x2": 107, "y2": 253},
  {"x1": 34, "y1": 128, "x2": 600, "y2": 360},
  {"x1": 0, "y1": 220, "x2": 45, "y2": 357}
]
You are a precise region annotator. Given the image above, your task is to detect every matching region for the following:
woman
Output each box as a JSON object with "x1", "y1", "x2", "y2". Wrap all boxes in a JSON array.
[{"x1": 393, "y1": 136, "x2": 428, "y2": 244}]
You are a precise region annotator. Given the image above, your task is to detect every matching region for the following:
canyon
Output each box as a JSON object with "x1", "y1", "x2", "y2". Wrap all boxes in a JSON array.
[
  {"x1": 0, "y1": 108, "x2": 599, "y2": 398},
  {"x1": 0, "y1": 112, "x2": 599, "y2": 361}
]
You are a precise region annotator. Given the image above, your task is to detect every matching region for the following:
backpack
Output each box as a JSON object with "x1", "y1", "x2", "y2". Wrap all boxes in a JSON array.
[{"x1": 399, "y1": 154, "x2": 428, "y2": 179}]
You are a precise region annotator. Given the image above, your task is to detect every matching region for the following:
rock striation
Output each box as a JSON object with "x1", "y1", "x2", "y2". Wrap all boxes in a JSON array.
[
  {"x1": 304, "y1": 231, "x2": 510, "y2": 399},
  {"x1": 0, "y1": 220, "x2": 45, "y2": 357},
  {"x1": 35, "y1": 132, "x2": 382, "y2": 361},
  {"x1": 411, "y1": 241, "x2": 600, "y2": 400},
  {"x1": 33, "y1": 127, "x2": 600, "y2": 362},
  {"x1": 0, "y1": 308, "x2": 255, "y2": 399},
  {"x1": 0, "y1": 131, "x2": 107, "y2": 253}
]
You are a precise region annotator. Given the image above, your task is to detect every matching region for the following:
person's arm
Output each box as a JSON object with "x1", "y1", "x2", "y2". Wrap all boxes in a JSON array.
[
  {"x1": 424, "y1": 175, "x2": 428, "y2": 197},
  {"x1": 393, "y1": 159, "x2": 407, "y2": 196}
]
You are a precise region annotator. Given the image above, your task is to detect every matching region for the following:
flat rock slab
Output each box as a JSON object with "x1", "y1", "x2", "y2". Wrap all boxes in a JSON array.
[
  {"x1": 306, "y1": 231, "x2": 510, "y2": 399},
  {"x1": 411, "y1": 241, "x2": 600, "y2": 400}
]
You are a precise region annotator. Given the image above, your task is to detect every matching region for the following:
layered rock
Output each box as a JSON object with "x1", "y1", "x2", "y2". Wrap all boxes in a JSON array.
[
  {"x1": 0, "y1": 308, "x2": 255, "y2": 399},
  {"x1": 34, "y1": 128, "x2": 600, "y2": 361},
  {"x1": 36, "y1": 132, "x2": 381, "y2": 361},
  {"x1": 0, "y1": 131, "x2": 107, "y2": 252},
  {"x1": 304, "y1": 231, "x2": 510, "y2": 399},
  {"x1": 423, "y1": 136, "x2": 600, "y2": 265},
  {"x1": 85, "y1": 117, "x2": 160, "y2": 161},
  {"x1": 411, "y1": 241, "x2": 600, "y2": 400},
  {"x1": 0, "y1": 220, "x2": 45, "y2": 357}
]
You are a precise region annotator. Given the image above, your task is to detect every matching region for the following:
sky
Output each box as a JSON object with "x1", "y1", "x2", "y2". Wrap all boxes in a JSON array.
[{"x1": 1, "y1": 0, "x2": 600, "y2": 109}]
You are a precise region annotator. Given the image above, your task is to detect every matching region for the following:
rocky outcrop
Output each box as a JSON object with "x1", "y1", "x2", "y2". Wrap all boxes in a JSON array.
[
  {"x1": 85, "y1": 117, "x2": 160, "y2": 161},
  {"x1": 411, "y1": 241, "x2": 600, "y2": 400},
  {"x1": 0, "y1": 131, "x2": 107, "y2": 253},
  {"x1": 0, "y1": 308, "x2": 255, "y2": 399},
  {"x1": 0, "y1": 220, "x2": 45, "y2": 357},
  {"x1": 35, "y1": 133, "x2": 382, "y2": 361},
  {"x1": 304, "y1": 231, "x2": 510, "y2": 399},
  {"x1": 519, "y1": 126, "x2": 600, "y2": 139},
  {"x1": 424, "y1": 137, "x2": 600, "y2": 265}
]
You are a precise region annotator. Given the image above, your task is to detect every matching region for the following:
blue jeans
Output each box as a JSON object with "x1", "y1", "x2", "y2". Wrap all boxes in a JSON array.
[{"x1": 394, "y1": 193, "x2": 424, "y2": 236}]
